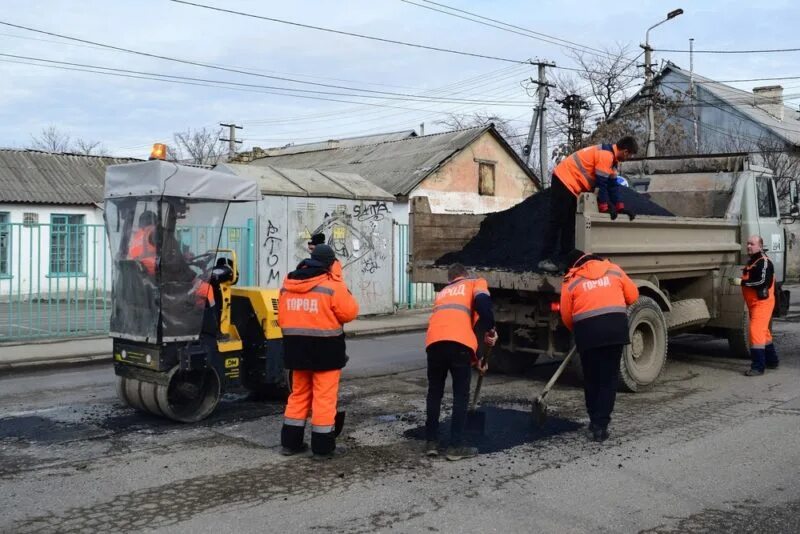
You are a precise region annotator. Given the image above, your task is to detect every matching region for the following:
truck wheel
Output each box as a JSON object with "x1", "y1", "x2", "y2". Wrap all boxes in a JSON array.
[
  {"x1": 620, "y1": 297, "x2": 668, "y2": 392},
  {"x1": 726, "y1": 306, "x2": 750, "y2": 359},
  {"x1": 490, "y1": 347, "x2": 537, "y2": 375}
]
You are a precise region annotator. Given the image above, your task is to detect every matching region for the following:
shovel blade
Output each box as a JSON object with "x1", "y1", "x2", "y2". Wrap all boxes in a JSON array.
[
  {"x1": 466, "y1": 409, "x2": 486, "y2": 435},
  {"x1": 531, "y1": 396, "x2": 547, "y2": 427}
]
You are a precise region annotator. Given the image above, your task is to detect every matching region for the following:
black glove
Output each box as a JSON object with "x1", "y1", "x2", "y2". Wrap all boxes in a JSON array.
[{"x1": 618, "y1": 208, "x2": 636, "y2": 221}]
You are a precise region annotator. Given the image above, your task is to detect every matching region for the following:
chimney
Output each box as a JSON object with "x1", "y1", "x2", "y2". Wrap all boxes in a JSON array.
[
  {"x1": 326, "y1": 139, "x2": 340, "y2": 149},
  {"x1": 753, "y1": 85, "x2": 784, "y2": 121},
  {"x1": 419, "y1": 122, "x2": 425, "y2": 135}
]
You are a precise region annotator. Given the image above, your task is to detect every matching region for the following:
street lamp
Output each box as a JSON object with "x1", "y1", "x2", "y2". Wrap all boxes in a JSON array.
[{"x1": 642, "y1": 8, "x2": 684, "y2": 157}]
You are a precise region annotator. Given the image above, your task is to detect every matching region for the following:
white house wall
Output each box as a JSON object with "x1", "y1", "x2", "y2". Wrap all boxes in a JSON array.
[
  {"x1": 256, "y1": 196, "x2": 394, "y2": 315},
  {"x1": 0, "y1": 204, "x2": 109, "y2": 299}
]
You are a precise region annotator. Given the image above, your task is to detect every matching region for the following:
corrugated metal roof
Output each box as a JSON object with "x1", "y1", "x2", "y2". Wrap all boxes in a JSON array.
[
  {"x1": 0, "y1": 149, "x2": 140, "y2": 205},
  {"x1": 261, "y1": 130, "x2": 416, "y2": 156},
  {"x1": 246, "y1": 125, "x2": 537, "y2": 196},
  {"x1": 216, "y1": 163, "x2": 394, "y2": 201},
  {"x1": 662, "y1": 63, "x2": 800, "y2": 146}
]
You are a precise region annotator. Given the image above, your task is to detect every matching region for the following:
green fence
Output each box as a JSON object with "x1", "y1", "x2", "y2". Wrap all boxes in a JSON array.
[
  {"x1": 0, "y1": 221, "x2": 254, "y2": 342},
  {"x1": 394, "y1": 223, "x2": 435, "y2": 309}
]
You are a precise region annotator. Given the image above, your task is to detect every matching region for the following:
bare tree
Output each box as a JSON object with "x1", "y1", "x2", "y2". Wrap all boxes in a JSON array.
[
  {"x1": 72, "y1": 138, "x2": 108, "y2": 156},
  {"x1": 29, "y1": 126, "x2": 71, "y2": 153},
  {"x1": 172, "y1": 127, "x2": 227, "y2": 165},
  {"x1": 569, "y1": 44, "x2": 640, "y2": 123},
  {"x1": 435, "y1": 112, "x2": 526, "y2": 157},
  {"x1": 29, "y1": 125, "x2": 108, "y2": 155}
]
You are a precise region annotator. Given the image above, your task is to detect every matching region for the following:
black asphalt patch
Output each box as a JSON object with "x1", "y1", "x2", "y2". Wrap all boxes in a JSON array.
[{"x1": 403, "y1": 405, "x2": 583, "y2": 453}]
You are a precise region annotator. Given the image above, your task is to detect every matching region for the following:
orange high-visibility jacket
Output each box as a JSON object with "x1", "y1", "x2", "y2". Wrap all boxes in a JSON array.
[
  {"x1": 426, "y1": 277, "x2": 490, "y2": 353},
  {"x1": 279, "y1": 271, "x2": 358, "y2": 337},
  {"x1": 741, "y1": 251, "x2": 775, "y2": 306},
  {"x1": 128, "y1": 226, "x2": 157, "y2": 275},
  {"x1": 553, "y1": 144, "x2": 622, "y2": 209},
  {"x1": 560, "y1": 257, "x2": 638, "y2": 351}
]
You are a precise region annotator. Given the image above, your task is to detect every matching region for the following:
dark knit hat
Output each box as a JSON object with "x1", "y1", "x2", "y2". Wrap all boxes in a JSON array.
[
  {"x1": 565, "y1": 249, "x2": 586, "y2": 269},
  {"x1": 310, "y1": 233, "x2": 325, "y2": 246},
  {"x1": 310, "y1": 244, "x2": 336, "y2": 266}
]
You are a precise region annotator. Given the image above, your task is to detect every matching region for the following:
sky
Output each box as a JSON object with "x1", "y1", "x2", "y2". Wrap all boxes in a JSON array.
[{"x1": 1, "y1": 0, "x2": 798, "y2": 159}]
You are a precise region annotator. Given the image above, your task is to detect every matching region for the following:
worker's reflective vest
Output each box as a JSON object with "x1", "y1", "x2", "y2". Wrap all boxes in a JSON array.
[
  {"x1": 279, "y1": 269, "x2": 359, "y2": 370},
  {"x1": 426, "y1": 277, "x2": 489, "y2": 353},
  {"x1": 279, "y1": 272, "x2": 358, "y2": 337},
  {"x1": 560, "y1": 257, "x2": 638, "y2": 352},
  {"x1": 554, "y1": 144, "x2": 618, "y2": 197},
  {"x1": 128, "y1": 226, "x2": 157, "y2": 275}
]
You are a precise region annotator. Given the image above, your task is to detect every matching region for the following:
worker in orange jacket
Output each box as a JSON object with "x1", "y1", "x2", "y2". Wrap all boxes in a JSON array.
[
  {"x1": 730, "y1": 235, "x2": 778, "y2": 376},
  {"x1": 538, "y1": 136, "x2": 639, "y2": 273},
  {"x1": 128, "y1": 210, "x2": 214, "y2": 308},
  {"x1": 279, "y1": 244, "x2": 359, "y2": 460},
  {"x1": 425, "y1": 263, "x2": 498, "y2": 461},
  {"x1": 560, "y1": 249, "x2": 639, "y2": 442}
]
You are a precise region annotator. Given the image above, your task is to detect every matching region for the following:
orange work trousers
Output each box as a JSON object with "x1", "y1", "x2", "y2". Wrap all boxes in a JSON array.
[
  {"x1": 283, "y1": 369, "x2": 341, "y2": 433},
  {"x1": 746, "y1": 298, "x2": 773, "y2": 349}
]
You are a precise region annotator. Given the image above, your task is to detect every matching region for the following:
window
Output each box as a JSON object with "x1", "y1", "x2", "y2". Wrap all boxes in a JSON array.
[
  {"x1": 478, "y1": 162, "x2": 496, "y2": 196},
  {"x1": 23, "y1": 212, "x2": 38, "y2": 227},
  {"x1": 50, "y1": 214, "x2": 86, "y2": 275},
  {"x1": 0, "y1": 212, "x2": 9, "y2": 275},
  {"x1": 756, "y1": 176, "x2": 777, "y2": 218}
]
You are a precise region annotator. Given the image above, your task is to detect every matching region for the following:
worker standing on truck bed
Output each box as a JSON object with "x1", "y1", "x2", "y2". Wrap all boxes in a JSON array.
[
  {"x1": 424, "y1": 263, "x2": 497, "y2": 461},
  {"x1": 278, "y1": 244, "x2": 359, "y2": 460},
  {"x1": 560, "y1": 249, "x2": 639, "y2": 442},
  {"x1": 538, "y1": 136, "x2": 639, "y2": 273},
  {"x1": 730, "y1": 235, "x2": 779, "y2": 376}
]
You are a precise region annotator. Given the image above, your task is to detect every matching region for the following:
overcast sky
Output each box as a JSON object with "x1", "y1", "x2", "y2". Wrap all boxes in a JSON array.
[{"x1": 1, "y1": 0, "x2": 797, "y2": 159}]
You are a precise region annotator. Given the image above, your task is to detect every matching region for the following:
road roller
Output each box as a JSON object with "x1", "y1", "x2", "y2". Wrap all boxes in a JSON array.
[{"x1": 103, "y1": 157, "x2": 286, "y2": 422}]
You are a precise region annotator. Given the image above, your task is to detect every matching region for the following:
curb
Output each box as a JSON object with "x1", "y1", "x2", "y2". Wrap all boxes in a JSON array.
[{"x1": 0, "y1": 325, "x2": 427, "y2": 374}]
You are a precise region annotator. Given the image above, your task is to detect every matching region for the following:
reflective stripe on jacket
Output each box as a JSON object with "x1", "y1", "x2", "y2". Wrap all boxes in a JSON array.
[
  {"x1": 279, "y1": 267, "x2": 359, "y2": 370},
  {"x1": 425, "y1": 277, "x2": 490, "y2": 353},
  {"x1": 553, "y1": 144, "x2": 621, "y2": 206},
  {"x1": 560, "y1": 257, "x2": 638, "y2": 352}
]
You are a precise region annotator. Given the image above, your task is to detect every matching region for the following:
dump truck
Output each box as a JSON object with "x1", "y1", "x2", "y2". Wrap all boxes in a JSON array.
[{"x1": 411, "y1": 154, "x2": 796, "y2": 391}]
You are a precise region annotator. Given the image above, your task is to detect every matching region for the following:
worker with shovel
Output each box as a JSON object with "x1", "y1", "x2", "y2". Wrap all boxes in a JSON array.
[
  {"x1": 424, "y1": 263, "x2": 497, "y2": 461},
  {"x1": 278, "y1": 244, "x2": 359, "y2": 460},
  {"x1": 559, "y1": 250, "x2": 638, "y2": 442}
]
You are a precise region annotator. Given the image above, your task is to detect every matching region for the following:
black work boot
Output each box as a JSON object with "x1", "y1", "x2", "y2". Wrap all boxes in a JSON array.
[
  {"x1": 445, "y1": 445, "x2": 478, "y2": 461},
  {"x1": 311, "y1": 430, "x2": 337, "y2": 460},
  {"x1": 280, "y1": 423, "x2": 306, "y2": 456},
  {"x1": 425, "y1": 441, "x2": 439, "y2": 457}
]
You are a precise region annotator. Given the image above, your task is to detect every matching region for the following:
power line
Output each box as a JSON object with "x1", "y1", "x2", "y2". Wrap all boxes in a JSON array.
[
  {"x1": 0, "y1": 19, "x2": 529, "y2": 101},
  {"x1": 0, "y1": 52, "x2": 535, "y2": 106},
  {"x1": 168, "y1": 0, "x2": 527, "y2": 64},
  {"x1": 398, "y1": 0, "x2": 614, "y2": 59},
  {"x1": 656, "y1": 47, "x2": 800, "y2": 54}
]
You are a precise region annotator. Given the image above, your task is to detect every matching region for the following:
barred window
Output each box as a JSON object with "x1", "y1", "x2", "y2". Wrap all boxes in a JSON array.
[
  {"x1": 50, "y1": 214, "x2": 86, "y2": 274},
  {"x1": 0, "y1": 212, "x2": 9, "y2": 275}
]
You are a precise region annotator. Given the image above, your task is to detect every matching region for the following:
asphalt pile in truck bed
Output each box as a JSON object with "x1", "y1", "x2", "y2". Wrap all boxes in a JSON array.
[{"x1": 436, "y1": 187, "x2": 674, "y2": 271}]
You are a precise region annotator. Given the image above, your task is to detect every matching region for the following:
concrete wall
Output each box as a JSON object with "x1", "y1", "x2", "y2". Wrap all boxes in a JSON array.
[
  {"x1": 410, "y1": 130, "x2": 537, "y2": 214},
  {"x1": 256, "y1": 196, "x2": 394, "y2": 315},
  {"x1": 0, "y1": 203, "x2": 109, "y2": 299}
]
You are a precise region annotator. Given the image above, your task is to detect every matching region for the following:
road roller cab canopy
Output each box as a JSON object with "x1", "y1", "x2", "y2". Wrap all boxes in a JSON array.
[{"x1": 104, "y1": 160, "x2": 259, "y2": 344}]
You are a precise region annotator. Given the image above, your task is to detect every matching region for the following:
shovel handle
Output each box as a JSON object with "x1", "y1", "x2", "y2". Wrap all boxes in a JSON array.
[{"x1": 540, "y1": 346, "x2": 577, "y2": 398}]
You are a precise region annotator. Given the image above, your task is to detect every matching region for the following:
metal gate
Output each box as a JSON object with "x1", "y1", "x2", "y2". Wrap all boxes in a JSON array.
[
  {"x1": 0, "y1": 221, "x2": 254, "y2": 342},
  {"x1": 394, "y1": 223, "x2": 435, "y2": 309}
]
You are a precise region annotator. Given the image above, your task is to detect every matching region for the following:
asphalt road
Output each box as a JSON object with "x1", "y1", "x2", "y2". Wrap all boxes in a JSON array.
[{"x1": 1, "y1": 328, "x2": 799, "y2": 533}]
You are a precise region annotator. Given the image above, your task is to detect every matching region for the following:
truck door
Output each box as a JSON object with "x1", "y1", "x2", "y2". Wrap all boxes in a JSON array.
[{"x1": 753, "y1": 174, "x2": 785, "y2": 283}]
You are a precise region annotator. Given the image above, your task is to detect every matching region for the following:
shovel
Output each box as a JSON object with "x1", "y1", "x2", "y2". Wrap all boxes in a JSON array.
[
  {"x1": 465, "y1": 346, "x2": 492, "y2": 435},
  {"x1": 531, "y1": 346, "x2": 577, "y2": 427}
]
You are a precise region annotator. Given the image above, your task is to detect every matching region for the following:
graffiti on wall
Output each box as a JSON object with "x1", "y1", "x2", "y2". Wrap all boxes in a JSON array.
[
  {"x1": 263, "y1": 219, "x2": 282, "y2": 285},
  {"x1": 353, "y1": 201, "x2": 389, "y2": 222}
]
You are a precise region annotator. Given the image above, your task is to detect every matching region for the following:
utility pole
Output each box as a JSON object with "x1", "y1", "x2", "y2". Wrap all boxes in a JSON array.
[
  {"x1": 642, "y1": 9, "x2": 684, "y2": 158},
  {"x1": 523, "y1": 60, "x2": 556, "y2": 187},
  {"x1": 557, "y1": 94, "x2": 590, "y2": 152},
  {"x1": 219, "y1": 122, "x2": 243, "y2": 161},
  {"x1": 689, "y1": 38, "x2": 699, "y2": 153}
]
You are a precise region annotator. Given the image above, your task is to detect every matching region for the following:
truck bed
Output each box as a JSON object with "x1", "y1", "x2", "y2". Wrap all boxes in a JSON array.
[{"x1": 411, "y1": 195, "x2": 740, "y2": 293}]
